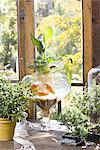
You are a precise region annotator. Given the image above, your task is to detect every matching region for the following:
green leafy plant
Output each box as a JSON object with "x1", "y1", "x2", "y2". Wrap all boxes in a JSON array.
[
  {"x1": 72, "y1": 85, "x2": 100, "y2": 124},
  {"x1": 51, "y1": 106, "x2": 89, "y2": 141},
  {"x1": 29, "y1": 27, "x2": 53, "y2": 73},
  {"x1": 29, "y1": 28, "x2": 72, "y2": 87},
  {"x1": 0, "y1": 75, "x2": 29, "y2": 121},
  {"x1": 51, "y1": 84, "x2": 100, "y2": 141}
]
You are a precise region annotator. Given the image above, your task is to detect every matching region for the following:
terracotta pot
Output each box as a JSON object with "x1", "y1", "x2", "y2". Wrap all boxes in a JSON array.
[{"x1": 0, "y1": 118, "x2": 16, "y2": 141}]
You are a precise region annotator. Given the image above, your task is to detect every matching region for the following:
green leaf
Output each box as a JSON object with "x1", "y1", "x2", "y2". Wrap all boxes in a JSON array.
[
  {"x1": 43, "y1": 27, "x2": 53, "y2": 46},
  {"x1": 30, "y1": 33, "x2": 44, "y2": 54}
]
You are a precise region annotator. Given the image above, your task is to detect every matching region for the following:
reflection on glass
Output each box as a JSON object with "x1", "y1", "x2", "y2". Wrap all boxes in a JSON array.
[
  {"x1": 35, "y1": 0, "x2": 83, "y2": 83},
  {"x1": 0, "y1": 0, "x2": 18, "y2": 79}
]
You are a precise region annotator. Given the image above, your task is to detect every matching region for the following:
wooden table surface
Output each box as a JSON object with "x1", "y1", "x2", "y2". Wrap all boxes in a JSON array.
[{"x1": 0, "y1": 129, "x2": 96, "y2": 150}]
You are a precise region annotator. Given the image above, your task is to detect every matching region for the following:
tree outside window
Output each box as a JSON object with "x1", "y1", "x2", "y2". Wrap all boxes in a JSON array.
[{"x1": 0, "y1": 0, "x2": 18, "y2": 79}]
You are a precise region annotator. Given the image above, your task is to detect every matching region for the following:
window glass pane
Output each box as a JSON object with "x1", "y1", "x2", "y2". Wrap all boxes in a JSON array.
[
  {"x1": 0, "y1": 0, "x2": 18, "y2": 80},
  {"x1": 35, "y1": 0, "x2": 83, "y2": 83}
]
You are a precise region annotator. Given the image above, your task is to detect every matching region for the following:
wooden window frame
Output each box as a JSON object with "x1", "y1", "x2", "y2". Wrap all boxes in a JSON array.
[
  {"x1": 83, "y1": 0, "x2": 93, "y2": 83},
  {"x1": 17, "y1": 0, "x2": 35, "y2": 81},
  {"x1": 17, "y1": 0, "x2": 35, "y2": 118}
]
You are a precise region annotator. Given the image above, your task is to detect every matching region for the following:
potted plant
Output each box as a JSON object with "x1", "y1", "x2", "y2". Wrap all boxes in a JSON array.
[
  {"x1": 51, "y1": 85, "x2": 100, "y2": 145},
  {"x1": 69, "y1": 86, "x2": 100, "y2": 144},
  {"x1": 52, "y1": 106, "x2": 89, "y2": 145},
  {"x1": 0, "y1": 75, "x2": 29, "y2": 141}
]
